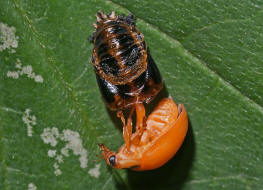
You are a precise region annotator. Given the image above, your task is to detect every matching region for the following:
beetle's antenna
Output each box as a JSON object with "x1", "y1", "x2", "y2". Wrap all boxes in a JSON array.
[{"x1": 93, "y1": 154, "x2": 104, "y2": 162}]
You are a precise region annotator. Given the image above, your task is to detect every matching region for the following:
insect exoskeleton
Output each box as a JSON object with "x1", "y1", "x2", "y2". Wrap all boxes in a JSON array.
[
  {"x1": 90, "y1": 11, "x2": 163, "y2": 111},
  {"x1": 89, "y1": 12, "x2": 187, "y2": 170},
  {"x1": 98, "y1": 98, "x2": 188, "y2": 170}
]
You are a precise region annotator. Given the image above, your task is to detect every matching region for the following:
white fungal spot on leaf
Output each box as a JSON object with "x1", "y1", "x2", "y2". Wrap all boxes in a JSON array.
[
  {"x1": 53, "y1": 163, "x2": 62, "y2": 176},
  {"x1": 41, "y1": 127, "x2": 59, "y2": 147},
  {"x1": 48, "y1": 150, "x2": 56, "y2": 158},
  {"x1": 7, "y1": 58, "x2": 44, "y2": 83},
  {"x1": 61, "y1": 129, "x2": 88, "y2": 169},
  {"x1": 0, "y1": 22, "x2": 19, "y2": 53},
  {"x1": 34, "y1": 75, "x2": 44, "y2": 83},
  {"x1": 40, "y1": 127, "x2": 88, "y2": 176},
  {"x1": 28, "y1": 183, "x2": 37, "y2": 190},
  {"x1": 6, "y1": 71, "x2": 19, "y2": 79},
  {"x1": 88, "y1": 164, "x2": 101, "y2": 178},
  {"x1": 56, "y1": 154, "x2": 64, "y2": 163},
  {"x1": 22, "y1": 109, "x2": 37, "y2": 137},
  {"x1": 61, "y1": 146, "x2": 69, "y2": 157}
]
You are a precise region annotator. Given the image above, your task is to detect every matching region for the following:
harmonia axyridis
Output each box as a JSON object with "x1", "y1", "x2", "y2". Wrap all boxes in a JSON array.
[
  {"x1": 90, "y1": 12, "x2": 188, "y2": 170},
  {"x1": 99, "y1": 98, "x2": 188, "y2": 170},
  {"x1": 90, "y1": 11, "x2": 163, "y2": 111}
]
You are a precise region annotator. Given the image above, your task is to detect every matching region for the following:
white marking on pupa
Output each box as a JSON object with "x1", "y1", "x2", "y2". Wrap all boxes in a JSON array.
[
  {"x1": 22, "y1": 109, "x2": 37, "y2": 137},
  {"x1": 0, "y1": 22, "x2": 19, "y2": 53},
  {"x1": 109, "y1": 11, "x2": 115, "y2": 19}
]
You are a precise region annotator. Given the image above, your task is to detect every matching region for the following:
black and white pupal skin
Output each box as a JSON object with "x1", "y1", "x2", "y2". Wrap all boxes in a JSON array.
[{"x1": 90, "y1": 11, "x2": 163, "y2": 110}]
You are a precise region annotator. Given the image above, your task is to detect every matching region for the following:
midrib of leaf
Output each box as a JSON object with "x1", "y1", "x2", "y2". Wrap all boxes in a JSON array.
[
  {"x1": 183, "y1": 9, "x2": 263, "y2": 41},
  {"x1": 10, "y1": 0, "x2": 130, "y2": 188},
  {"x1": 107, "y1": 0, "x2": 263, "y2": 113},
  {"x1": 186, "y1": 174, "x2": 259, "y2": 185},
  {"x1": 12, "y1": 0, "x2": 100, "y2": 141}
]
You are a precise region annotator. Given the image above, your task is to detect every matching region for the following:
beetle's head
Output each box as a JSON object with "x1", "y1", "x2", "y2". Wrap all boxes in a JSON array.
[
  {"x1": 98, "y1": 143, "x2": 140, "y2": 169},
  {"x1": 98, "y1": 143, "x2": 118, "y2": 167}
]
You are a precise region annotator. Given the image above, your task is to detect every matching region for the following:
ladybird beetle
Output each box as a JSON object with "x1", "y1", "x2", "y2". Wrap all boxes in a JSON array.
[
  {"x1": 90, "y1": 11, "x2": 163, "y2": 111},
  {"x1": 98, "y1": 98, "x2": 188, "y2": 170},
  {"x1": 90, "y1": 12, "x2": 187, "y2": 170}
]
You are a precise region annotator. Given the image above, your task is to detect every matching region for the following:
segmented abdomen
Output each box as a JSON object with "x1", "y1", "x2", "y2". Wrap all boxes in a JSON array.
[
  {"x1": 92, "y1": 22, "x2": 147, "y2": 85},
  {"x1": 146, "y1": 98, "x2": 178, "y2": 136}
]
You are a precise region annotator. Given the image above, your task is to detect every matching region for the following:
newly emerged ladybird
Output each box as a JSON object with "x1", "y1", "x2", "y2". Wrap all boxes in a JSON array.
[
  {"x1": 90, "y1": 12, "x2": 188, "y2": 170},
  {"x1": 90, "y1": 11, "x2": 163, "y2": 111},
  {"x1": 99, "y1": 98, "x2": 188, "y2": 170}
]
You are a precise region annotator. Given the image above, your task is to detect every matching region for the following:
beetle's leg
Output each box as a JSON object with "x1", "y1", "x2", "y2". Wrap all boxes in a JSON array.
[
  {"x1": 135, "y1": 103, "x2": 146, "y2": 138},
  {"x1": 126, "y1": 106, "x2": 135, "y2": 149},
  {"x1": 131, "y1": 103, "x2": 146, "y2": 145},
  {"x1": 117, "y1": 108, "x2": 134, "y2": 150},
  {"x1": 117, "y1": 111, "x2": 129, "y2": 148}
]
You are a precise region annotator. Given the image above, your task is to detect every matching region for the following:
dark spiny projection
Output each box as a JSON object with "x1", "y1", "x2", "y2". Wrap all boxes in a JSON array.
[{"x1": 107, "y1": 25, "x2": 128, "y2": 35}]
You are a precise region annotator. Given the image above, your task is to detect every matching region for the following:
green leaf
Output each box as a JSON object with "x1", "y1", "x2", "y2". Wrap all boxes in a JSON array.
[{"x1": 0, "y1": 0, "x2": 262, "y2": 189}]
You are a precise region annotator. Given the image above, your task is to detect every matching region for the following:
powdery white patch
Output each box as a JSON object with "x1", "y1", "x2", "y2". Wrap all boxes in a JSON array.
[
  {"x1": 41, "y1": 127, "x2": 59, "y2": 147},
  {"x1": 53, "y1": 163, "x2": 62, "y2": 176},
  {"x1": 40, "y1": 127, "x2": 88, "y2": 176},
  {"x1": 0, "y1": 22, "x2": 19, "y2": 53},
  {"x1": 48, "y1": 150, "x2": 56, "y2": 158},
  {"x1": 56, "y1": 154, "x2": 63, "y2": 163},
  {"x1": 28, "y1": 183, "x2": 37, "y2": 190},
  {"x1": 61, "y1": 129, "x2": 88, "y2": 169},
  {"x1": 6, "y1": 58, "x2": 44, "y2": 83},
  {"x1": 6, "y1": 71, "x2": 19, "y2": 79},
  {"x1": 35, "y1": 75, "x2": 44, "y2": 83},
  {"x1": 88, "y1": 164, "x2": 101, "y2": 178},
  {"x1": 22, "y1": 109, "x2": 36, "y2": 137},
  {"x1": 61, "y1": 146, "x2": 69, "y2": 157}
]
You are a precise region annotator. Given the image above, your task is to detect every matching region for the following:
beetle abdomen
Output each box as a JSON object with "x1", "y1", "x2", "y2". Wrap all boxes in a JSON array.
[{"x1": 91, "y1": 12, "x2": 147, "y2": 85}]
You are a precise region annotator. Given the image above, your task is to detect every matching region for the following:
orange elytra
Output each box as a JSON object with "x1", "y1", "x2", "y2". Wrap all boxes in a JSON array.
[{"x1": 98, "y1": 98, "x2": 188, "y2": 170}]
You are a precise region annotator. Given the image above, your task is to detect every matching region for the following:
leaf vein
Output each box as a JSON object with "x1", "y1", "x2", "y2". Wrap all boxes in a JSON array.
[
  {"x1": 183, "y1": 9, "x2": 263, "y2": 40},
  {"x1": 107, "y1": 0, "x2": 263, "y2": 113},
  {"x1": 0, "y1": 106, "x2": 23, "y2": 115},
  {"x1": 102, "y1": 175, "x2": 112, "y2": 190},
  {"x1": 71, "y1": 66, "x2": 88, "y2": 86},
  {"x1": 187, "y1": 174, "x2": 259, "y2": 185},
  {"x1": 6, "y1": 167, "x2": 39, "y2": 177},
  {"x1": 12, "y1": 0, "x2": 100, "y2": 141}
]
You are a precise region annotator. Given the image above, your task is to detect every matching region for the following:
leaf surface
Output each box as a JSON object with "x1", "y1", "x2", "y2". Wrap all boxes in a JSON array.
[{"x1": 0, "y1": 0, "x2": 262, "y2": 189}]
